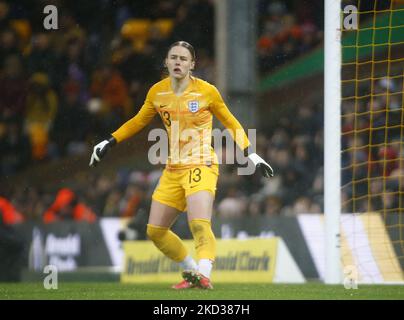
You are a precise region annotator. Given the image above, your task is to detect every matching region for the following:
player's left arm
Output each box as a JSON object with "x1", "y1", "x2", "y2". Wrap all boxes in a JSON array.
[{"x1": 209, "y1": 85, "x2": 274, "y2": 178}]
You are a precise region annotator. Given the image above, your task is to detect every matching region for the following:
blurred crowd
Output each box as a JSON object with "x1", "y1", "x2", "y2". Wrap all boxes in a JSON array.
[
  {"x1": 0, "y1": 0, "x2": 326, "y2": 224},
  {"x1": 0, "y1": 0, "x2": 215, "y2": 173},
  {"x1": 2, "y1": 97, "x2": 325, "y2": 224},
  {"x1": 257, "y1": 0, "x2": 323, "y2": 74},
  {"x1": 341, "y1": 77, "x2": 404, "y2": 213},
  {"x1": 3, "y1": 0, "x2": 400, "y2": 226}
]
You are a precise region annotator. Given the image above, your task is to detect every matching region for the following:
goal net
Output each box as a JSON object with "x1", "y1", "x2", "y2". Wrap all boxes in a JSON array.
[{"x1": 339, "y1": 0, "x2": 404, "y2": 283}]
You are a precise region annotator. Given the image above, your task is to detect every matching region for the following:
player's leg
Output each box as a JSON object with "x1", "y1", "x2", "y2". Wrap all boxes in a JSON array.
[
  {"x1": 147, "y1": 200, "x2": 198, "y2": 290},
  {"x1": 147, "y1": 199, "x2": 193, "y2": 266},
  {"x1": 182, "y1": 165, "x2": 218, "y2": 289},
  {"x1": 185, "y1": 190, "x2": 216, "y2": 289},
  {"x1": 149, "y1": 169, "x2": 198, "y2": 289}
]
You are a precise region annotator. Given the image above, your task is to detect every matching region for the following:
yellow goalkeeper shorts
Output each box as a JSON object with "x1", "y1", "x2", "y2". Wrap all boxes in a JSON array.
[{"x1": 152, "y1": 164, "x2": 219, "y2": 212}]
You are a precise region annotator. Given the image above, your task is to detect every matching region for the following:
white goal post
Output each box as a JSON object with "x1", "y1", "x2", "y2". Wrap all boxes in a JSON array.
[{"x1": 324, "y1": 0, "x2": 342, "y2": 284}]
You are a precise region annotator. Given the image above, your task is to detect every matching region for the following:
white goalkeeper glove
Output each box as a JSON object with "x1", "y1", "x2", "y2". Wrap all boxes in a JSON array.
[
  {"x1": 247, "y1": 152, "x2": 274, "y2": 178},
  {"x1": 89, "y1": 136, "x2": 116, "y2": 167}
]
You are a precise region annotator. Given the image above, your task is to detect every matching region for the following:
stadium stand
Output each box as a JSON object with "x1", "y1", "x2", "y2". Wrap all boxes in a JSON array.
[{"x1": 0, "y1": 0, "x2": 325, "y2": 222}]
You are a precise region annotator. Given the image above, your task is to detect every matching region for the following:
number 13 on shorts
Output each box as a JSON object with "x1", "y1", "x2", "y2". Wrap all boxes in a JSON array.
[
  {"x1": 189, "y1": 168, "x2": 202, "y2": 184},
  {"x1": 185, "y1": 165, "x2": 218, "y2": 197}
]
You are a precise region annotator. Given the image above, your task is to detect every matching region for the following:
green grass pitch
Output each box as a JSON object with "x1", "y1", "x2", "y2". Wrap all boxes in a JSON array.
[{"x1": 0, "y1": 282, "x2": 403, "y2": 300}]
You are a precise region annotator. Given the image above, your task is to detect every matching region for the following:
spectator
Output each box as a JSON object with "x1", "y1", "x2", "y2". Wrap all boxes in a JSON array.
[
  {"x1": 0, "y1": 213, "x2": 24, "y2": 282},
  {"x1": 27, "y1": 33, "x2": 57, "y2": 80},
  {"x1": 57, "y1": 38, "x2": 90, "y2": 103},
  {"x1": 0, "y1": 54, "x2": 27, "y2": 122},
  {"x1": 90, "y1": 65, "x2": 130, "y2": 130},
  {"x1": 102, "y1": 189, "x2": 123, "y2": 217},
  {"x1": 43, "y1": 188, "x2": 97, "y2": 223},
  {"x1": 0, "y1": 1, "x2": 11, "y2": 31},
  {"x1": 217, "y1": 187, "x2": 247, "y2": 219},
  {"x1": 0, "y1": 196, "x2": 25, "y2": 225},
  {"x1": 120, "y1": 184, "x2": 148, "y2": 218},
  {"x1": 0, "y1": 118, "x2": 31, "y2": 175},
  {"x1": 0, "y1": 28, "x2": 20, "y2": 64},
  {"x1": 0, "y1": 195, "x2": 25, "y2": 282},
  {"x1": 263, "y1": 194, "x2": 282, "y2": 216},
  {"x1": 50, "y1": 80, "x2": 90, "y2": 156},
  {"x1": 24, "y1": 72, "x2": 58, "y2": 160},
  {"x1": 291, "y1": 196, "x2": 321, "y2": 215}
]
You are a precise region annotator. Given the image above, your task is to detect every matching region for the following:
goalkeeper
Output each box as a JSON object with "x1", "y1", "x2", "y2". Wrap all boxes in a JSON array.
[{"x1": 89, "y1": 41, "x2": 273, "y2": 289}]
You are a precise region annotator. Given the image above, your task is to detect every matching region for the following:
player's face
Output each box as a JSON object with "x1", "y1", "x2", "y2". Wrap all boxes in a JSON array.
[{"x1": 165, "y1": 46, "x2": 195, "y2": 79}]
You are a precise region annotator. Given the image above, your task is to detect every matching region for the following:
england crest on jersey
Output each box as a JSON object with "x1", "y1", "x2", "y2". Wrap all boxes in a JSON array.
[{"x1": 188, "y1": 100, "x2": 199, "y2": 113}]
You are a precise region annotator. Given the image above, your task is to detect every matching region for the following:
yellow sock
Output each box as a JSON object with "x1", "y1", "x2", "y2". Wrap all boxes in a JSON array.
[
  {"x1": 146, "y1": 224, "x2": 188, "y2": 262},
  {"x1": 189, "y1": 219, "x2": 216, "y2": 261}
]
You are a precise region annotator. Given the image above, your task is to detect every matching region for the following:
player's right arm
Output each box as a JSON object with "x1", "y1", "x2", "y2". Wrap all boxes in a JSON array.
[{"x1": 89, "y1": 87, "x2": 157, "y2": 167}]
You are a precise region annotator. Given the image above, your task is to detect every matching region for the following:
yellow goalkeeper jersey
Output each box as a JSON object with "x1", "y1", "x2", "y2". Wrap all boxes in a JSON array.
[{"x1": 112, "y1": 76, "x2": 250, "y2": 169}]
